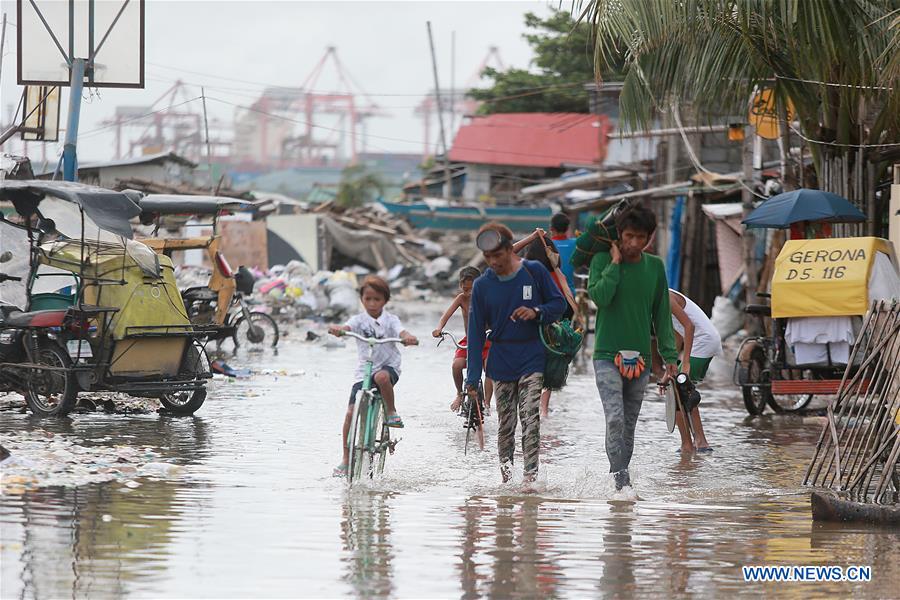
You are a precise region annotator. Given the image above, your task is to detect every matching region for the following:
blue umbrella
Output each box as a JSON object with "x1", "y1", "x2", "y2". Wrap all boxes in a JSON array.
[{"x1": 741, "y1": 188, "x2": 866, "y2": 229}]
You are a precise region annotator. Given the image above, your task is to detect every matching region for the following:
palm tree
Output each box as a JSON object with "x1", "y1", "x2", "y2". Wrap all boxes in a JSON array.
[
  {"x1": 582, "y1": 0, "x2": 899, "y2": 208},
  {"x1": 336, "y1": 164, "x2": 386, "y2": 209}
]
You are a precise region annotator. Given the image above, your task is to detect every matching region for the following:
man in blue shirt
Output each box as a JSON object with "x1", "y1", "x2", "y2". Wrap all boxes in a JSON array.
[
  {"x1": 466, "y1": 222, "x2": 566, "y2": 483},
  {"x1": 550, "y1": 212, "x2": 576, "y2": 292}
]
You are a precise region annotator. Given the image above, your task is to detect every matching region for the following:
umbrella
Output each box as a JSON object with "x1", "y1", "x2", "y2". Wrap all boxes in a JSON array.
[{"x1": 741, "y1": 188, "x2": 866, "y2": 229}]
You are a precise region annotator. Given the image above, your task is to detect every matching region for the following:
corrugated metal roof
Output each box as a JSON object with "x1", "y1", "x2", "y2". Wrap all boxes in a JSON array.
[{"x1": 448, "y1": 113, "x2": 609, "y2": 168}]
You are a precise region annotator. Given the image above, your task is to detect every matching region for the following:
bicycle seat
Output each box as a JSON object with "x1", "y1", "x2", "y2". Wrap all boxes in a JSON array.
[
  {"x1": 182, "y1": 287, "x2": 218, "y2": 303},
  {"x1": 744, "y1": 304, "x2": 771, "y2": 317},
  {"x1": 4, "y1": 309, "x2": 67, "y2": 328}
]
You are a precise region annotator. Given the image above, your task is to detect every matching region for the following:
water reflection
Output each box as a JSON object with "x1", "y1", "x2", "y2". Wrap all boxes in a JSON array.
[
  {"x1": 340, "y1": 492, "x2": 395, "y2": 599},
  {"x1": 7, "y1": 480, "x2": 185, "y2": 599}
]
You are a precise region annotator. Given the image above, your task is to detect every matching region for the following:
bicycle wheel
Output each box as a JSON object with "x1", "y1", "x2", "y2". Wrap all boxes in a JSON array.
[
  {"x1": 741, "y1": 347, "x2": 771, "y2": 416},
  {"x1": 347, "y1": 394, "x2": 365, "y2": 483},
  {"x1": 233, "y1": 312, "x2": 280, "y2": 350},
  {"x1": 373, "y1": 398, "x2": 390, "y2": 477}
]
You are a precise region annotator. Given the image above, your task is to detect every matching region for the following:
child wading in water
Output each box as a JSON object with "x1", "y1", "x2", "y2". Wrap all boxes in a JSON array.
[
  {"x1": 432, "y1": 267, "x2": 493, "y2": 413},
  {"x1": 329, "y1": 275, "x2": 418, "y2": 477}
]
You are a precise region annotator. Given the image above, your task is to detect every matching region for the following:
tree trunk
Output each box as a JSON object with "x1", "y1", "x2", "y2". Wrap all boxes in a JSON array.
[{"x1": 742, "y1": 125, "x2": 759, "y2": 332}]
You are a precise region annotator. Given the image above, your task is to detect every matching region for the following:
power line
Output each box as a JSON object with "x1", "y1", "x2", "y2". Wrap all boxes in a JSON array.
[
  {"x1": 788, "y1": 125, "x2": 900, "y2": 149},
  {"x1": 78, "y1": 96, "x2": 204, "y2": 138},
  {"x1": 775, "y1": 74, "x2": 894, "y2": 92}
]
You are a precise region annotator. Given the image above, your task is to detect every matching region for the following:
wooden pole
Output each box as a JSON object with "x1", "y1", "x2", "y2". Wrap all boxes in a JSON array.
[{"x1": 741, "y1": 124, "x2": 759, "y2": 333}]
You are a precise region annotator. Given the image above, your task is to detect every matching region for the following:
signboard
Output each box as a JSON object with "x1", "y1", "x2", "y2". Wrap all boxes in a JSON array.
[
  {"x1": 772, "y1": 237, "x2": 895, "y2": 317},
  {"x1": 219, "y1": 220, "x2": 268, "y2": 270},
  {"x1": 749, "y1": 89, "x2": 795, "y2": 141}
]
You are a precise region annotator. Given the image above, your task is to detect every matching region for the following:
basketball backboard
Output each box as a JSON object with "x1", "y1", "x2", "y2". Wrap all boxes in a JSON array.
[{"x1": 17, "y1": 0, "x2": 145, "y2": 88}]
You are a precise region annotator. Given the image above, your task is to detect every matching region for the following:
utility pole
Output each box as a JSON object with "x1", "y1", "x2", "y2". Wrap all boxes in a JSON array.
[
  {"x1": 450, "y1": 30, "x2": 456, "y2": 135},
  {"x1": 427, "y1": 21, "x2": 452, "y2": 200},
  {"x1": 201, "y1": 87, "x2": 214, "y2": 194}
]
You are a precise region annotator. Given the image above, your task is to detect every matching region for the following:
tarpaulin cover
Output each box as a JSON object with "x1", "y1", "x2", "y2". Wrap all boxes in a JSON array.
[
  {"x1": 0, "y1": 180, "x2": 140, "y2": 239},
  {"x1": 772, "y1": 237, "x2": 898, "y2": 317},
  {"x1": 138, "y1": 195, "x2": 253, "y2": 216}
]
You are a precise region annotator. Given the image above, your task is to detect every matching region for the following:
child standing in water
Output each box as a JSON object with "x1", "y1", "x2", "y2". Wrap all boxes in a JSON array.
[
  {"x1": 432, "y1": 267, "x2": 493, "y2": 413},
  {"x1": 329, "y1": 275, "x2": 418, "y2": 477}
]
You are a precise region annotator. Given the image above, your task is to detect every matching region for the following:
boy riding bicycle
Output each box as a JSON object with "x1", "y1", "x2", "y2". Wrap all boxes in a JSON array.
[
  {"x1": 432, "y1": 267, "x2": 493, "y2": 413},
  {"x1": 329, "y1": 275, "x2": 417, "y2": 477}
]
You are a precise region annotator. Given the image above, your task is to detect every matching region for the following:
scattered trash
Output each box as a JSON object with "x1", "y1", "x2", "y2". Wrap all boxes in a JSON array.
[{"x1": 211, "y1": 360, "x2": 252, "y2": 378}]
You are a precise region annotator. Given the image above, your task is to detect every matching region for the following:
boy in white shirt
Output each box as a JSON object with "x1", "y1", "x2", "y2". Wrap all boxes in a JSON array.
[{"x1": 329, "y1": 275, "x2": 417, "y2": 476}]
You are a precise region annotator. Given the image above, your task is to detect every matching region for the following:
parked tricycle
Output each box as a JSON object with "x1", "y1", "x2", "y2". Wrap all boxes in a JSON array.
[
  {"x1": 735, "y1": 236, "x2": 900, "y2": 415},
  {"x1": 0, "y1": 181, "x2": 211, "y2": 417},
  {"x1": 136, "y1": 194, "x2": 279, "y2": 353}
]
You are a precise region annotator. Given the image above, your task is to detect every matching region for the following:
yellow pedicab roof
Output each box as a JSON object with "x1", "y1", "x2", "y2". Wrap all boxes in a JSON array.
[{"x1": 771, "y1": 237, "x2": 897, "y2": 318}]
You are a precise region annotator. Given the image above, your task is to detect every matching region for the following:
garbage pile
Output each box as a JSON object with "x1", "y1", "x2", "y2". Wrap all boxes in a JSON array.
[{"x1": 0, "y1": 428, "x2": 181, "y2": 493}]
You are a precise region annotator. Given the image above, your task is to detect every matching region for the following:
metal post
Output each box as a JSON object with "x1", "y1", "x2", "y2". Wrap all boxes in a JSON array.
[
  {"x1": 0, "y1": 13, "x2": 7, "y2": 86},
  {"x1": 62, "y1": 58, "x2": 86, "y2": 182},
  {"x1": 426, "y1": 21, "x2": 452, "y2": 200}
]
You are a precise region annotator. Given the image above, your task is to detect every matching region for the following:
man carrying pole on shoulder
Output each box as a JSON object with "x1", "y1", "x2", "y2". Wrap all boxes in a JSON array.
[
  {"x1": 465, "y1": 222, "x2": 566, "y2": 484},
  {"x1": 588, "y1": 204, "x2": 679, "y2": 491}
]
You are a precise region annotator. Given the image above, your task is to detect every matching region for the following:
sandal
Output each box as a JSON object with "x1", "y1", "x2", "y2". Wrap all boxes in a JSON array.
[
  {"x1": 696, "y1": 446, "x2": 714, "y2": 453},
  {"x1": 385, "y1": 413, "x2": 405, "y2": 428},
  {"x1": 332, "y1": 463, "x2": 348, "y2": 477}
]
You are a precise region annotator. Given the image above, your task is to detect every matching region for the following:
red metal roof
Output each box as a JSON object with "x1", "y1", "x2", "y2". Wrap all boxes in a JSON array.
[{"x1": 448, "y1": 113, "x2": 609, "y2": 168}]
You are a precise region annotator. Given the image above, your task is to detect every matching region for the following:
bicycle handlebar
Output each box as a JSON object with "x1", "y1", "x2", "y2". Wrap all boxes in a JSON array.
[
  {"x1": 342, "y1": 330, "x2": 416, "y2": 346},
  {"x1": 437, "y1": 330, "x2": 466, "y2": 350}
]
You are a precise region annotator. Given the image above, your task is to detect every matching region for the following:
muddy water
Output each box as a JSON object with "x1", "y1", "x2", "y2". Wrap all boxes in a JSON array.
[{"x1": 1, "y1": 302, "x2": 898, "y2": 598}]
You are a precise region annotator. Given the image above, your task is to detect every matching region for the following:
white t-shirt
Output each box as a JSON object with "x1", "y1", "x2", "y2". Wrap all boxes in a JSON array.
[
  {"x1": 670, "y1": 290, "x2": 723, "y2": 359},
  {"x1": 346, "y1": 310, "x2": 405, "y2": 381}
]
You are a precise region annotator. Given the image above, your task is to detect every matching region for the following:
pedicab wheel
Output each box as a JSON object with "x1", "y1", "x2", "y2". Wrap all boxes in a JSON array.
[
  {"x1": 767, "y1": 369, "x2": 814, "y2": 413},
  {"x1": 741, "y1": 348, "x2": 771, "y2": 416},
  {"x1": 23, "y1": 342, "x2": 78, "y2": 417},
  {"x1": 233, "y1": 312, "x2": 279, "y2": 349},
  {"x1": 159, "y1": 388, "x2": 207, "y2": 416}
]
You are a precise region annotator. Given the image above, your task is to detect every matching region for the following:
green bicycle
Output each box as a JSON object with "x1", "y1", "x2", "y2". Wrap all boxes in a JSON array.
[{"x1": 343, "y1": 331, "x2": 414, "y2": 483}]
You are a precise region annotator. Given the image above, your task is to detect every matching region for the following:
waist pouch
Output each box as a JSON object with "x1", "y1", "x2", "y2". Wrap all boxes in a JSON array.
[{"x1": 614, "y1": 350, "x2": 645, "y2": 380}]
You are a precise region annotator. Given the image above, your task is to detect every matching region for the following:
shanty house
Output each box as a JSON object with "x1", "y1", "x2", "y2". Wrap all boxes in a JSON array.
[
  {"x1": 37, "y1": 151, "x2": 197, "y2": 189},
  {"x1": 448, "y1": 113, "x2": 609, "y2": 204}
]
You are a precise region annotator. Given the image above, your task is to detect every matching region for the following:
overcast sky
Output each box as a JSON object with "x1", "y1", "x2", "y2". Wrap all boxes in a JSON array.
[{"x1": 0, "y1": 0, "x2": 556, "y2": 165}]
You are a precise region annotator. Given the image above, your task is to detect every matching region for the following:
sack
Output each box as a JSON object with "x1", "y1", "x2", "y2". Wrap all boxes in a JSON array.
[
  {"x1": 518, "y1": 261, "x2": 584, "y2": 390},
  {"x1": 570, "y1": 198, "x2": 637, "y2": 268},
  {"x1": 540, "y1": 320, "x2": 584, "y2": 390}
]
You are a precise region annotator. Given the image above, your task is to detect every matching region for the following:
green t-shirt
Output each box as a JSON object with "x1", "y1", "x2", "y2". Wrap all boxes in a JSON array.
[{"x1": 588, "y1": 251, "x2": 679, "y2": 366}]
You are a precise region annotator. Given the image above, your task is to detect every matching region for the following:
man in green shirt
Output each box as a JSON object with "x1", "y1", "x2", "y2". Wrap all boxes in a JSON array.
[{"x1": 588, "y1": 204, "x2": 679, "y2": 491}]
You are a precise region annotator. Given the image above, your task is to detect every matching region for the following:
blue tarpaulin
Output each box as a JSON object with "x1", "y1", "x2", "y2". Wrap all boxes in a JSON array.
[{"x1": 665, "y1": 196, "x2": 685, "y2": 290}]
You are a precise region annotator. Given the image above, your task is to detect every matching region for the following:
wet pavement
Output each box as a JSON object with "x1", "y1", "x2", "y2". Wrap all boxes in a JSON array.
[{"x1": 1, "y1": 301, "x2": 898, "y2": 598}]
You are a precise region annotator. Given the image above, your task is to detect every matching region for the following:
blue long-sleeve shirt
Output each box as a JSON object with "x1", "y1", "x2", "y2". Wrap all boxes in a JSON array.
[{"x1": 466, "y1": 259, "x2": 566, "y2": 385}]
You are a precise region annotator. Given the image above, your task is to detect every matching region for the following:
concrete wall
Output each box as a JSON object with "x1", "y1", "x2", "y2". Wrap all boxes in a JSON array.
[{"x1": 463, "y1": 164, "x2": 492, "y2": 200}]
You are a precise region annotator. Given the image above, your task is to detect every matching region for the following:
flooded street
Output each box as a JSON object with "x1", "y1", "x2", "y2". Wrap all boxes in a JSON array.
[{"x1": 1, "y1": 302, "x2": 897, "y2": 598}]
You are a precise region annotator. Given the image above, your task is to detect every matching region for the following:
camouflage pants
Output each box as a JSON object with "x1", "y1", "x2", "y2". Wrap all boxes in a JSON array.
[
  {"x1": 495, "y1": 372, "x2": 543, "y2": 477},
  {"x1": 593, "y1": 360, "x2": 649, "y2": 473}
]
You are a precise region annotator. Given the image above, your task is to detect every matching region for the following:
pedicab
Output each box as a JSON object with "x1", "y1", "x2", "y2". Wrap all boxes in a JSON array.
[
  {"x1": 0, "y1": 181, "x2": 211, "y2": 417},
  {"x1": 136, "y1": 195, "x2": 279, "y2": 352},
  {"x1": 734, "y1": 236, "x2": 900, "y2": 415}
]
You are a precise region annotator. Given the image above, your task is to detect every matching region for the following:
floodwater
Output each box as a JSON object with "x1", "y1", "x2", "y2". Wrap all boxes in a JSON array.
[{"x1": 1, "y1": 302, "x2": 897, "y2": 599}]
